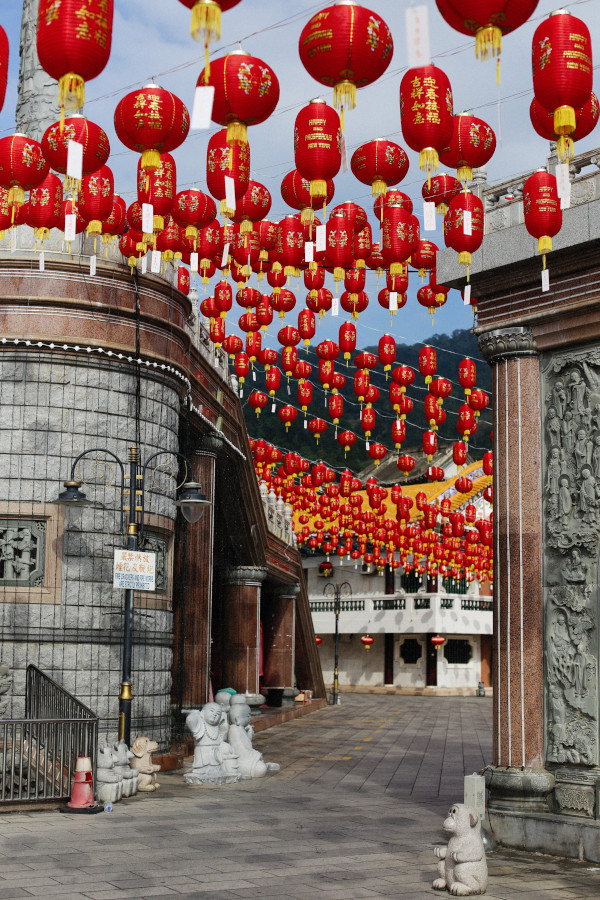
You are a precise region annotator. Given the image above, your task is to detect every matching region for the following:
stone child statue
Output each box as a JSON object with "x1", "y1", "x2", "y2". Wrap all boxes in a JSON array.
[
  {"x1": 227, "y1": 696, "x2": 280, "y2": 779},
  {"x1": 184, "y1": 702, "x2": 240, "y2": 784},
  {"x1": 433, "y1": 803, "x2": 487, "y2": 895}
]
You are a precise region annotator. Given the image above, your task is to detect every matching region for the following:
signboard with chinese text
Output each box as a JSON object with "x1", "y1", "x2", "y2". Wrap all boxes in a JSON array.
[{"x1": 113, "y1": 549, "x2": 156, "y2": 591}]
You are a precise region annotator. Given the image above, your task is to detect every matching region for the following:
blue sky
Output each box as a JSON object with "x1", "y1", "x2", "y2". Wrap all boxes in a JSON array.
[{"x1": 1, "y1": 0, "x2": 599, "y2": 352}]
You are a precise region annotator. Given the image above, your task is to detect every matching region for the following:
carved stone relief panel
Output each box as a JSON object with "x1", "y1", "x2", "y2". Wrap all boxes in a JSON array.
[
  {"x1": 542, "y1": 347, "x2": 600, "y2": 769},
  {"x1": 0, "y1": 520, "x2": 46, "y2": 587}
]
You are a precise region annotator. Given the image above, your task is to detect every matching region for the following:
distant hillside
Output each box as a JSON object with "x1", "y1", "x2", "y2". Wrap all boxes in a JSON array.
[{"x1": 242, "y1": 328, "x2": 492, "y2": 474}]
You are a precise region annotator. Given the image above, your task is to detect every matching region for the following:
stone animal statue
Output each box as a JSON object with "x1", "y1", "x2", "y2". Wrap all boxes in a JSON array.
[
  {"x1": 111, "y1": 740, "x2": 138, "y2": 797},
  {"x1": 227, "y1": 697, "x2": 280, "y2": 779},
  {"x1": 96, "y1": 745, "x2": 123, "y2": 804},
  {"x1": 130, "y1": 736, "x2": 161, "y2": 792},
  {"x1": 433, "y1": 803, "x2": 487, "y2": 896}
]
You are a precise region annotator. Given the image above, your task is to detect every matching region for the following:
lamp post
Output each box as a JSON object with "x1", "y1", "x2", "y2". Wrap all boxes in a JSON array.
[
  {"x1": 323, "y1": 580, "x2": 351, "y2": 705},
  {"x1": 54, "y1": 445, "x2": 210, "y2": 747}
]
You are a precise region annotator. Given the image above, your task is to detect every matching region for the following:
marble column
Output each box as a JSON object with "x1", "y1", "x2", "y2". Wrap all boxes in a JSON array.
[
  {"x1": 171, "y1": 450, "x2": 216, "y2": 710},
  {"x1": 221, "y1": 566, "x2": 268, "y2": 696},
  {"x1": 17, "y1": 0, "x2": 60, "y2": 141},
  {"x1": 478, "y1": 327, "x2": 553, "y2": 812},
  {"x1": 262, "y1": 583, "x2": 298, "y2": 689}
]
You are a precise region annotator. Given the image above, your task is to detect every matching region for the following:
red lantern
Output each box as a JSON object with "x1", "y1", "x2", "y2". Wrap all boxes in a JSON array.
[
  {"x1": 456, "y1": 475, "x2": 474, "y2": 494},
  {"x1": 532, "y1": 11, "x2": 593, "y2": 138},
  {"x1": 361, "y1": 407, "x2": 376, "y2": 438},
  {"x1": 354, "y1": 224, "x2": 372, "y2": 267},
  {"x1": 315, "y1": 635, "x2": 323, "y2": 646},
  {"x1": 37, "y1": 0, "x2": 113, "y2": 117},
  {"x1": 78, "y1": 164, "x2": 114, "y2": 239},
  {"x1": 114, "y1": 83, "x2": 190, "y2": 176},
  {"x1": 430, "y1": 634, "x2": 445, "y2": 649},
  {"x1": 281, "y1": 169, "x2": 334, "y2": 224},
  {"x1": 42, "y1": 115, "x2": 110, "y2": 196},
  {"x1": 298, "y1": 381, "x2": 313, "y2": 413},
  {"x1": 467, "y1": 389, "x2": 489, "y2": 417},
  {"x1": 443, "y1": 191, "x2": 484, "y2": 273},
  {"x1": 381, "y1": 207, "x2": 420, "y2": 275},
  {"x1": 422, "y1": 172, "x2": 461, "y2": 215},
  {"x1": 177, "y1": 0, "x2": 241, "y2": 47},
  {"x1": 172, "y1": 189, "x2": 216, "y2": 245},
  {"x1": 199, "y1": 50, "x2": 279, "y2": 147},
  {"x1": 530, "y1": 92, "x2": 599, "y2": 163},
  {"x1": 233, "y1": 181, "x2": 271, "y2": 233},
  {"x1": 324, "y1": 215, "x2": 354, "y2": 282},
  {"x1": 308, "y1": 418, "x2": 327, "y2": 443},
  {"x1": 297, "y1": 308, "x2": 316, "y2": 347},
  {"x1": 378, "y1": 335, "x2": 396, "y2": 374},
  {"x1": 419, "y1": 346, "x2": 437, "y2": 385},
  {"x1": 316, "y1": 339, "x2": 339, "y2": 363},
  {"x1": 439, "y1": 113, "x2": 496, "y2": 184},
  {"x1": 412, "y1": 240, "x2": 438, "y2": 279},
  {"x1": 483, "y1": 451, "x2": 493, "y2": 476},
  {"x1": 294, "y1": 99, "x2": 342, "y2": 203},
  {"x1": 222, "y1": 334, "x2": 243, "y2": 358},
  {"x1": 523, "y1": 170, "x2": 562, "y2": 267},
  {"x1": 427, "y1": 466, "x2": 445, "y2": 483},
  {"x1": 249, "y1": 391, "x2": 269, "y2": 417},
  {"x1": 278, "y1": 405, "x2": 298, "y2": 431},
  {"x1": 392, "y1": 419, "x2": 406, "y2": 449},
  {"x1": 457, "y1": 404, "x2": 476, "y2": 441},
  {"x1": 274, "y1": 215, "x2": 305, "y2": 277},
  {"x1": 453, "y1": 442, "x2": 468, "y2": 468},
  {"x1": 0, "y1": 27, "x2": 7, "y2": 115},
  {"x1": 400, "y1": 65, "x2": 454, "y2": 177},
  {"x1": 368, "y1": 444, "x2": 387, "y2": 467},
  {"x1": 299, "y1": 4, "x2": 393, "y2": 126},
  {"x1": 156, "y1": 218, "x2": 183, "y2": 263},
  {"x1": 206, "y1": 128, "x2": 250, "y2": 217},
  {"x1": 329, "y1": 393, "x2": 344, "y2": 425},
  {"x1": 423, "y1": 430, "x2": 438, "y2": 461},
  {"x1": 118, "y1": 229, "x2": 145, "y2": 271},
  {"x1": 337, "y1": 430, "x2": 357, "y2": 455},
  {"x1": 344, "y1": 267, "x2": 366, "y2": 296},
  {"x1": 339, "y1": 322, "x2": 357, "y2": 362},
  {"x1": 266, "y1": 367, "x2": 281, "y2": 397},
  {"x1": 360, "y1": 634, "x2": 375, "y2": 650},
  {"x1": 434, "y1": 1, "x2": 538, "y2": 71},
  {"x1": 341, "y1": 290, "x2": 369, "y2": 320},
  {"x1": 351, "y1": 138, "x2": 408, "y2": 197},
  {"x1": 28, "y1": 173, "x2": 63, "y2": 244},
  {"x1": 102, "y1": 195, "x2": 127, "y2": 245},
  {"x1": 0, "y1": 134, "x2": 49, "y2": 216},
  {"x1": 307, "y1": 287, "x2": 333, "y2": 320},
  {"x1": 458, "y1": 358, "x2": 477, "y2": 395}
]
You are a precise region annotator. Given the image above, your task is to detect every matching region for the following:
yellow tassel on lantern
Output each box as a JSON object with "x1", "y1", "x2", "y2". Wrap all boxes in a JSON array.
[
  {"x1": 458, "y1": 251, "x2": 472, "y2": 267},
  {"x1": 419, "y1": 148, "x2": 439, "y2": 188},
  {"x1": 554, "y1": 105, "x2": 576, "y2": 136},
  {"x1": 219, "y1": 198, "x2": 234, "y2": 218},
  {"x1": 333, "y1": 80, "x2": 356, "y2": 117},
  {"x1": 86, "y1": 219, "x2": 102, "y2": 236},
  {"x1": 300, "y1": 206, "x2": 314, "y2": 225},
  {"x1": 190, "y1": 0, "x2": 222, "y2": 44},
  {"x1": 240, "y1": 219, "x2": 252, "y2": 233},
  {"x1": 458, "y1": 165, "x2": 473, "y2": 184},
  {"x1": 475, "y1": 25, "x2": 502, "y2": 61},
  {"x1": 140, "y1": 149, "x2": 161, "y2": 173},
  {"x1": 310, "y1": 179, "x2": 327, "y2": 200},
  {"x1": 556, "y1": 135, "x2": 575, "y2": 163},
  {"x1": 7, "y1": 186, "x2": 24, "y2": 211},
  {"x1": 372, "y1": 178, "x2": 386, "y2": 196},
  {"x1": 58, "y1": 73, "x2": 85, "y2": 131},
  {"x1": 226, "y1": 121, "x2": 247, "y2": 146}
]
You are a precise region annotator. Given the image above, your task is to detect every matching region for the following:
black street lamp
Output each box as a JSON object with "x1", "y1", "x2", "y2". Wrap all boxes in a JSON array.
[
  {"x1": 54, "y1": 445, "x2": 210, "y2": 747},
  {"x1": 323, "y1": 580, "x2": 351, "y2": 706}
]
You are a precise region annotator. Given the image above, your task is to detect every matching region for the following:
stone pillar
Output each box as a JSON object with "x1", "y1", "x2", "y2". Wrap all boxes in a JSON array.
[
  {"x1": 262, "y1": 583, "x2": 298, "y2": 689},
  {"x1": 171, "y1": 449, "x2": 216, "y2": 711},
  {"x1": 221, "y1": 566, "x2": 267, "y2": 696},
  {"x1": 17, "y1": 0, "x2": 60, "y2": 141},
  {"x1": 479, "y1": 327, "x2": 554, "y2": 823}
]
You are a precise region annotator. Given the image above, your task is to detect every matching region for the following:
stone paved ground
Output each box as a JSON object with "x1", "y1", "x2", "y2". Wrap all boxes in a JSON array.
[{"x1": 1, "y1": 695, "x2": 600, "y2": 899}]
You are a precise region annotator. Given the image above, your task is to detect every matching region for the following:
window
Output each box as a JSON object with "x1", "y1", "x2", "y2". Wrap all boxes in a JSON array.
[
  {"x1": 442, "y1": 577, "x2": 467, "y2": 595},
  {"x1": 399, "y1": 638, "x2": 422, "y2": 666},
  {"x1": 443, "y1": 639, "x2": 473, "y2": 665},
  {"x1": 400, "y1": 570, "x2": 422, "y2": 592}
]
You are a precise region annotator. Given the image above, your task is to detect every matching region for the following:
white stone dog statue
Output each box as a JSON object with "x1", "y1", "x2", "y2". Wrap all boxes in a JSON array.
[
  {"x1": 433, "y1": 803, "x2": 488, "y2": 896},
  {"x1": 130, "y1": 736, "x2": 161, "y2": 792}
]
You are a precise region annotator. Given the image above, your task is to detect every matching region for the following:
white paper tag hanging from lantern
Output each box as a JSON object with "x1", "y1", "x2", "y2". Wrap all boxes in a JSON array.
[
  {"x1": 366, "y1": 441, "x2": 370, "y2": 451},
  {"x1": 66, "y1": 139, "x2": 84, "y2": 182},
  {"x1": 90, "y1": 254, "x2": 96, "y2": 276},
  {"x1": 287, "y1": 384, "x2": 291, "y2": 396},
  {"x1": 224, "y1": 176, "x2": 236, "y2": 213},
  {"x1": 463, "y1": 284, "x2": 471, "y2": 305},
  {"x1": 191, "y1": 85, "x2": 215, "y2": 130},
  {"x1": 423, "y1": 201, "x2": 436, "y2": 231},
  {"x1": 221, "y1": 241, "x2": 230, "y2": 267},
  {"x1": 463, "y1": 210, "x2": 472, "y2": 236},
  {"x1": 341, "y1": 136, "x2": 348, "y2": 173},
  {"x1": 541, "y1": 268, "x2": 550, "y2": 292},
  {"x1": 39, "y1": 251, "x2": 45, "y2": 272},
  {"x1": 64, "y1": 213, "x2": 77, "y2": 243},
  {"x1": 10, "y1": 227, "x2": 16, "y2": 252},
  {"x1": 271, "y1": 403, "x2": 276, "y2": 414},
  {"x1": 305, "y1": 241, "x2": 314, "y2": 263},
  {"x1": 331, "y1": 296, "x2": 339, "y2": 317},
  {"x1": 141, "y1": 255, "x2": 147, "y2": 274},
  {"x1": 315, "y1": 224, "x2": 326, "y2": 252},
  {"x1": 556, "y1": 163, "x2": 570, "y2": 198},
  {"x1": 142, "y1": 203, "x2": 154, "y2": 235},
  {"x1": 560, "y1": 194, "x2": 571, "y2": 210},
  {"x1": 151, "y1": 250, "x2": 161, "y2": 273},
  {"x1": 389, "y1": 291, "x2": 398, "y2": 311},
  {"x1": 190, "y1": 252, "x2": 199, "y2": 273},
  {"x1": 303, "y1": 418, "x2": 307, "y2": 429},
  {"x1": 406, "y1": 6, "x2": 430, "y2": 67},
  {"x1": 252, "y1": 370, "x2": 256, "y2": 382}
]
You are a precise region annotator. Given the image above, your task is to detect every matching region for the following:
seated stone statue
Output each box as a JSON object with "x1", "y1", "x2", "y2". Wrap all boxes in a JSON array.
[
  {"x1": 227, "y1": 697, "x2": 280, "y2": 779},
  {"x1": 96, "y1": 745, "x2": 123, "y2": 804},
  {"x1": 184, "y1": 702, "x2": 240, "y2": 785},
  {"x1": 130, "y1": 736, "x2": 161, "y2": 792},
  {"x1": 111, "y1": 740, "x2": 138, "y2": 797}
]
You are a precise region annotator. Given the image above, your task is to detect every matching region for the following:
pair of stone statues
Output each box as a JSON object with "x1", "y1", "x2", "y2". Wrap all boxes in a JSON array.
[
  {"x1": 184, "y1": 694, "x2": 279, "y2": 785},
  {"x1": 96, "y1": 736, "x2": 161, "y2": 803}
]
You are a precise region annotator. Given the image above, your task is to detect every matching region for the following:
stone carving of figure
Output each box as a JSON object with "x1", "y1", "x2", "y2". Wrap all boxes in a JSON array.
[
  {"x1": 573, "y1": 428, "x2": 592, "y2": 477},
  {"x1": 573, "y1": 637, "x2": 590, "y2": 698},
  {"x1": 96, "y1": 746, "x2": 123, "y2": 804},
  {"x1": 552, "y1": 379, "x2": 567, "y2": 418},
  {"x1": 561, "y1": 549, "x2": 587, "y2": 584},
  {"x1": 592, "y1": 403, "x2": 600, "y2": 431},
  {"x1": 184, "y1": 702, "x2": 240, "y2": 785},
  {"x1": 581, "y1": 406, "x2": 592, "y2": 430},
  {"x1": 546, "y1": 407, "x2": 561, "y2": 448},
  {"x1": 227, "y1": 697, "x2": 280, "y2": 779},
  {"x1": 546, "y1": 448, "x2": 561, "y2": 495},
  {"x1": 561, "y1": 411, "x2": 575, "y2": 454},
  {"x1": 558, "y1": 475, "x2": 572, "y2": 527},
  {"x1": 568, "y1": 369, "x2": 589, "y2": 419},
  {"x1": 111, "y1": 740, "x2": 138, "y2": 798},
  {"x1": 578, "y1": 465, "x2": 597, "y2": 524},
  {"x1": 592, "y1": 436, "x2": 600, "y2": 478},
  {"x1": 0, "y1": 663, "x2": 12, "y2": 718}
]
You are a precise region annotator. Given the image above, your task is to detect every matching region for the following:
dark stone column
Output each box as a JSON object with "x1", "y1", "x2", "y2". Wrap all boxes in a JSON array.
[
  {"x1": 262, "y1": 583, "x2": 298, "y2": 689},
  {"x1": 221, "y1": 566, "x2": 267, "y2": 696}
]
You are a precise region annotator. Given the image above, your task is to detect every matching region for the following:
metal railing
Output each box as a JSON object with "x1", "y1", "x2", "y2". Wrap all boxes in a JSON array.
[
  {"x1": 372, "y1": 597, "x2": 406, "y2": 611},
  {"x1": 0, "y1": 665, "x2": 98, "y2": 805}
]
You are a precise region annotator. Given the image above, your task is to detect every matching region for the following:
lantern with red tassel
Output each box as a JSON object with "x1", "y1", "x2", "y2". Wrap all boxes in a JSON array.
[
  {"x1": 114, "y1": 83, "x2": 190, "y2": 177},
  {"x1": 299, "y1": 3, "x2": 393, "y2": 127},
  {"x1": 439, "y1": 112, "x2": 496, "y2": 184},
  {"x1": 523, "y1": 169, "x2": 562, "y2": 269},
  {"x1": 199, "y1": 49, "x2": 279, "y2": 148},
  {"x1": 351, "y1": 138, "x2": 408, "y2": 196},
  {"x1": 532, "y1": 10, "x2": 593, "y2": 140},
  {"x1": 294, "y1": 99, "x2": 341, "y2": 207},
  {"x1": 400, "y1": 65, "x2": 454, "y2": 179},
  {"x1": 37, "y1": 0, "x2": 113, "y2": 120}
]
